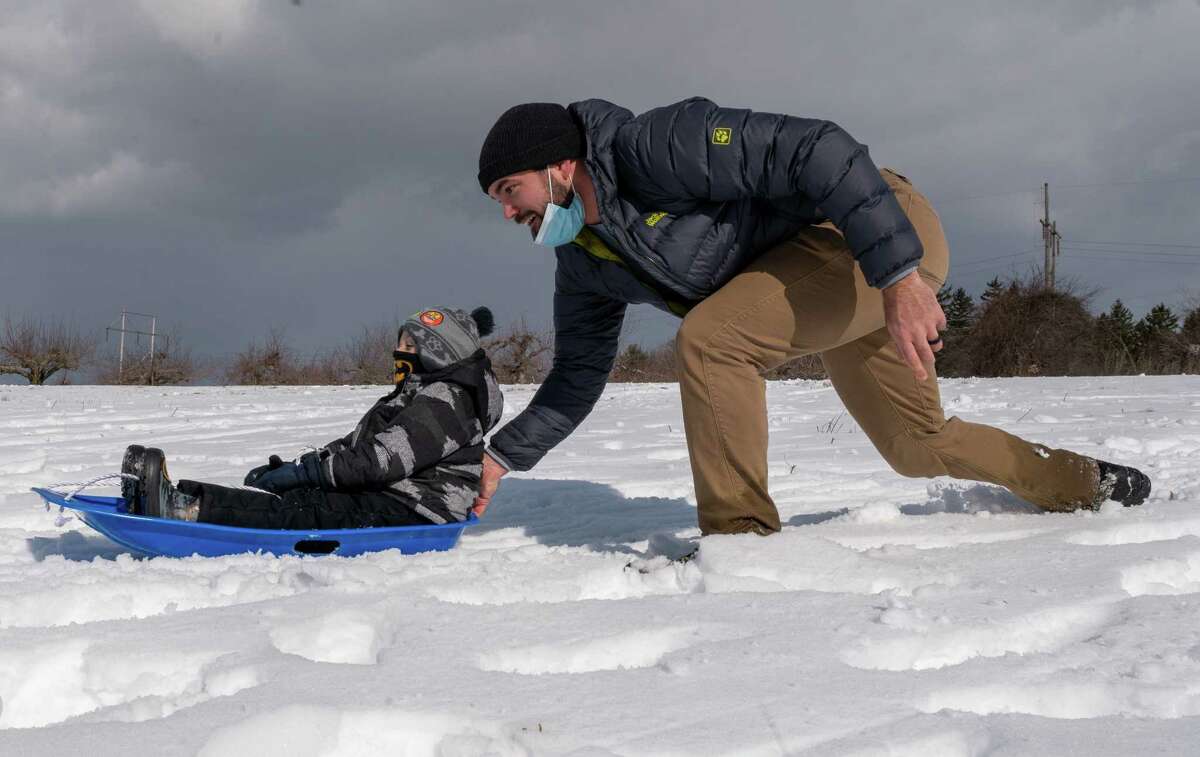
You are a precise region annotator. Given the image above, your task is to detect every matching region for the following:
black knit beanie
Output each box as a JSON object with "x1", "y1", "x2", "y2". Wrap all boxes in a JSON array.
[{"x1": 477, "y1": 103, "x2": 585, "y2": 193}]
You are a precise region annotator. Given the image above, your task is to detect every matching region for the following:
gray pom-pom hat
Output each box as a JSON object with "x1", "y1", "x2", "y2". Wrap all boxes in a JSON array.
[{"x1": 402, "y1": 306, "x2": 495, "y2": 371}]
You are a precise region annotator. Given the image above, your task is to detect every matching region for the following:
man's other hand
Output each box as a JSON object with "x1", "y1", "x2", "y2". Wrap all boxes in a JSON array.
[
  {"x1": 473, "y1": 452, "x2": 508, "y2": 517},
  {"x1": 882, "y1": 272, "x2": 947, "y2": 382}
]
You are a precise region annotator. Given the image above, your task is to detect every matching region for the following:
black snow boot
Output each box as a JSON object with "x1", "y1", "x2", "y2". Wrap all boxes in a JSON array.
[
  {"x1": 138, "y1": 448, "x2": 200, "y2": 521},
  {"x1": 121, "y1": 444, "x2": 147, "y2": 512},
  {"x1": 1095, "y1": 459, "x2": 1152, "y2": 508}
]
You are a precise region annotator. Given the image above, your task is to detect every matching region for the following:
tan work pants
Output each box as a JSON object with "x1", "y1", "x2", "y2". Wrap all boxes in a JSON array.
[{"x1": 675, "y1": 169, "x2": 1100, "y2": 535}]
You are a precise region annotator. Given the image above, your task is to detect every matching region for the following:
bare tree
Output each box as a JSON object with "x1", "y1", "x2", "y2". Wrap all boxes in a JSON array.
[
  {"x1": 222, "y1": 320, "x2": 407, "y2": 386},
  {"x1": 967, "y1": 271, "x2": 1099, "y2": 377},
  {"x1": 335, "y1": 321, "x2": 401, "y2": 385},
  {"x1": 225, "y1": 328, "x2": 301, "y2": 385},
  {"x1": 1184, "y1": 309, "x2": 1200, "y2": 375},
  {"x1": 0, "y1": 314, "x2": 94, "y2": 385},
  {"x1": 484, "y1": 317, "x2": 552, "y2": 384},
  {"x1": 610, "y1": 340, "x2": 680, "y2": 382},
  {"x1": 764, "y1": 354, "x2": 827, "y2": 380},
  {"x1": 610, "y1": 343, "x2": 652, "y2": 382}
]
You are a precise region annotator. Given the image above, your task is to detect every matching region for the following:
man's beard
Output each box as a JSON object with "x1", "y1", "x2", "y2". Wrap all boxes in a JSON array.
[
  {"x1": 517, "y1": 186, "x2": 574, "y2": 240},
  {"x1": 517, "y1": 210, "x2": 541, "y2": 239}
]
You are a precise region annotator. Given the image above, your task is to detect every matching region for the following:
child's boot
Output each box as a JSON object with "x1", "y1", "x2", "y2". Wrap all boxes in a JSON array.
[
  {"x1": 139, "y1": 448, "x2": 200, "y2": 521},
  {"x1": 121, "y1": 444, "x2": 147, "y2": 513}
]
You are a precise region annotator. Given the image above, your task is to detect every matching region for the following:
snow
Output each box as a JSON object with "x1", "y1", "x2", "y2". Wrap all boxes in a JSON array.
[{"x1": 0, "y1": 376, "x2": 1198, "y2": 755}]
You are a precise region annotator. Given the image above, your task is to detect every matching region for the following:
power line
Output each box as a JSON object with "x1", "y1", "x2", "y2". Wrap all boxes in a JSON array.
[
  {"x1": 1063, "y1": 238, "x2": 1200, "y2": 250},
  {"x1": 951, "y1": 248, "x2": 1040, "y2": 271},
  {"x1": 1060, "y1": 252, "x2": 1200, "y2": 266},
  {"x1": 932, "y1": 176, "x2": 1200, "y2": 206},
  {"x1": 934, "y1": 188, "x2": 1044, "y2": 205},
  {"x1": 1065, "y1": 257, "x2": 1200, "y2": 268},
  {"x1": 1059, "y1": 245, "x2": 1200, "y2": 260},
  {"x1": 1060, "y1": 247, "x2": 1200, "y2": 259},
  {"x1": 1055, "y1": 176, "x2": 1200, "y2": 189},
  {"x1": 1107, "y1": 284, "x2": 1200, "y2": 303}
]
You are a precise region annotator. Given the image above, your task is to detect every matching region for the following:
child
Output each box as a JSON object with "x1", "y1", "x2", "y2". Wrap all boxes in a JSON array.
[{"x1": 120, "y1": 306, "x2": 502, "y2": 529}]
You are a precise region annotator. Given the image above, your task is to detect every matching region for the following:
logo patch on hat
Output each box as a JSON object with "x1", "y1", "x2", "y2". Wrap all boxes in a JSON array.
[
  {"x1": 712, "y1": 127, "x2": 732, "y2": 146},
  {"x1": 419, "y1": 310, "x2": 444, "y2": 326}
]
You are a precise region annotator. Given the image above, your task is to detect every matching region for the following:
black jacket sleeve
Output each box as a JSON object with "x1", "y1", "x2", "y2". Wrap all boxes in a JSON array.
[
  {"x1": 621, "y1": 97, "x2": 922, "y2": 287},
  {"x1": 323, "y1": 432, "x2": 354, "y2": 457},
  {"x1": 324, "y1": 383, "x2": 476, "y2": 491},
  {"x1": 488, "y1": 260, "x2": 626, "y2": 471}
]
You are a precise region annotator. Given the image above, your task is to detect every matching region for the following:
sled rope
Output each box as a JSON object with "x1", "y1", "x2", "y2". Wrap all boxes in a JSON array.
[{"x1": 45, "y1": 473, "x2": 139, "y2": 502}]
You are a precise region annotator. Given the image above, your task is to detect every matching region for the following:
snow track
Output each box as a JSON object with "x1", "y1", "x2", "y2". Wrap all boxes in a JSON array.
[
  {"x1": 0, "y1": 377, "x2": 1199, "y2": 755},
  {"x1": 476, "y1": 626, "x2": 703, "y2": 675}
]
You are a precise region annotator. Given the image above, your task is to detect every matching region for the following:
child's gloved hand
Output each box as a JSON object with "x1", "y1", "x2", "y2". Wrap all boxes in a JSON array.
[
  {"x1": 253, "y1": 453, "x2": 325, "y2": 494},
  {"x1": 243, "y1": 454, "x2": 285, "y2": 486}
]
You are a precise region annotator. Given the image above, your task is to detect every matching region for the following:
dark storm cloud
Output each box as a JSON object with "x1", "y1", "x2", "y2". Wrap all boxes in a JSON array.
[{"x1": 2, "y1": 0, "x2": 1198, "y2": 364}]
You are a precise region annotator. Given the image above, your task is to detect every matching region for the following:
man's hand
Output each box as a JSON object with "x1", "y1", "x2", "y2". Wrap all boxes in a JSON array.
[
  {"x1": 473, "y1": 452, "x2": 508, "y2": 517},
  {"x1": 882, "y1": 272, "x2": 947, "y2": 382}
]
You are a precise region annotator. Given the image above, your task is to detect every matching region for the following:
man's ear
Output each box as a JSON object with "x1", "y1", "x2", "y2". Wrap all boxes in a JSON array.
[{"x1": 551, "y1": 159, "x2": 577, "y2": 183}]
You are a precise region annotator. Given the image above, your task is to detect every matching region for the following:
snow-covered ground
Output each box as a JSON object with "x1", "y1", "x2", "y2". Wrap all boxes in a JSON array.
[{"x1": 1, "y1": 376, "x2": 1199, "y2": 756}]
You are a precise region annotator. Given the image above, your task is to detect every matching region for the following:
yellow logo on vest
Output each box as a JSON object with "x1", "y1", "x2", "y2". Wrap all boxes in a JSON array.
[
  {"x1": 645, "y1": 211, "x2": 668, "y2": 227},
  {"x1": 712, "y1": 127, "x2": 732, "y2": 146}
]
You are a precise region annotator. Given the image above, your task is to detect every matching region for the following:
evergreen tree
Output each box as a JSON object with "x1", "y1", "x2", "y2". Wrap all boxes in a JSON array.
[
  {"x1": 1134, "y1": 303, "x2": 1182, "y2": 373},
  {"x1": 945, "y1": 288, "x2": 976, "y2": 331},
  {"x1": 936, "y1": 284, "x2": 953, "y2": 311},
  {"x1": 933, "y1": 286, "x2": 977, "y2": 378},
  {"x1": 1099, "y1": 300, "x2": 1136, "y2": 345},
  {"x1": 1095, "y1": 300, "x2": 1137, "y2": 373},
  {"x1": 1181, "y1": 307, "x2": 1200, "y2": 344},
  {"x1": 1136, "y1": 303, "x2": 1180, "y2": 340},
  {"x1": 980, "y1": 277, "x2": 1004, "y2": 305}
]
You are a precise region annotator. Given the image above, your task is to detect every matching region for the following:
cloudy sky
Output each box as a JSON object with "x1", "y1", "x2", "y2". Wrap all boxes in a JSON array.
[{"x1": 3, "y1": 0, "x2": 1199, "y2": 369}]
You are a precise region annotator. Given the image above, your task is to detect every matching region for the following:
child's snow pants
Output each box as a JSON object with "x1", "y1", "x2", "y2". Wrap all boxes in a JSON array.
[{"x1": 179, "y1": 480, "x2": 436, "y2": 530}]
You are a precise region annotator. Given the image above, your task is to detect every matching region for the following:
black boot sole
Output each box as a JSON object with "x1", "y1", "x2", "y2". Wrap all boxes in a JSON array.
[
  {"x1": 121, "y1": 445, "x2": 146, "y2": 513},
  {"x1": 1122, "y1": 472, "x2": 1152, "y2": 507},
  {"x1": 140, "y1": 448, "x2": 168, "y2": 518}
]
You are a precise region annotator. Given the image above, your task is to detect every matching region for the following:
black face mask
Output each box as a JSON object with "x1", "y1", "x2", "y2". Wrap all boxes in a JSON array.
[{"x1": 393, "y1": 350, "x2": 424, "y2": 386}]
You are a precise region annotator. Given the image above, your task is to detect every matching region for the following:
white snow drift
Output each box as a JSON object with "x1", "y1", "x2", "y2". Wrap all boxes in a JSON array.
[{"x1": 0, "y1": 376, "x2": 1198, "y2": 755}]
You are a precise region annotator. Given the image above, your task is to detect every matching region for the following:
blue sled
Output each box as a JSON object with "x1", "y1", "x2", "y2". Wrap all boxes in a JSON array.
[{"x1": 31, "y1": 487, "x2": 474, "y2": 559}]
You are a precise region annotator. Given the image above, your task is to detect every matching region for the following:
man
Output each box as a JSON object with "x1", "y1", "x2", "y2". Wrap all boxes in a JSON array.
[{"x1": 473, "y1": 99, "x2": 1150, "y2": 535}]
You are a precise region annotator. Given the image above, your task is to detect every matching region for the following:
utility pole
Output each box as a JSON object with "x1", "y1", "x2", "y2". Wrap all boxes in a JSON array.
[
  {"x1": 1050, "y1": 220, "x2": 1061, "y2": 290},
  {"x1": 118, "y1": 309, "x2": 127, "y2": 381},
  {"x1": 1042, "y1": 183, "x2": 1051, "y2": 288},
  {"x1": 149, "y1": 316, "x2": 157, "y2": 386},
  {"x1": 106, "y1": 311, "x2": 165, "y2": 385},
  {"x1": 1040, "y1": 183, "x2": 1062, "y2": 290}
]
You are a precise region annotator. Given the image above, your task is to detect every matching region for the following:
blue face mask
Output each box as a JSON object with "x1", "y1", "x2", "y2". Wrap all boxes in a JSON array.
[{"x1": 534, "y1": 169, "x2": 585, "y2": 247}]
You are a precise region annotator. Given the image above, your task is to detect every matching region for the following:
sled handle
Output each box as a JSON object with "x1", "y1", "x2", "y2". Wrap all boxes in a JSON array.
[{"x1": 293, "y1": 539, "x2": 340, "y2": 555}]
